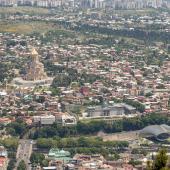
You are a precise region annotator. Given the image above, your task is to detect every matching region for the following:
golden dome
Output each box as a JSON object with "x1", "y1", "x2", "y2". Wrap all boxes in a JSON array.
[{"x1": 31, "y1": 48, "x2": 38, "y2": 56}]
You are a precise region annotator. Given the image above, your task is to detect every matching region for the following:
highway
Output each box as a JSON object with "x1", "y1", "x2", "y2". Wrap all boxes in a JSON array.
[{"x1": 15, "y1": 140, "x2": 33, "y2": 170}]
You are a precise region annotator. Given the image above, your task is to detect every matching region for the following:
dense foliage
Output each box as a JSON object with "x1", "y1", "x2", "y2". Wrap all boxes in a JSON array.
[
  {"x1": 31, "y1": 113, "x2": 169, "y2": 139},
  {"x1": 0, "y1": 62, "x2": 14, "y2": 83},
  {"x1": 17, "y1": 160, "x2": 26, "y2": 170},
  {"x1": 153, "y1": 149, "x2": 169, "y2": 170},
  {"x1": 0, "y1": 138, "x2": 18, "y2": 151},
  {"x1": 36, "y1": 136, "x2": 128, "y2": 149},
  {"x1": 40, "y1": 30, "x2": 75, "y2": 43},
  {"x1": 147, "y1": 148, "x2": 169, "y2": 170},
  {"x1": 51, "y1": 67, "x2": 102, "y2": 88},
  {"x1": 6, "y1": 119, "x2": 27, "y2": 137},
  {"x1": 56, "y1": 21, "x2": 170, "y2": 43},
  {"x1": 30, "y1": 152, "x2": 48, "y2": 166},
  {"x1": 36, "y1": 137, "x2": 128, "y2": 158},
  {"x1": 7, "y1": 159, "x2": 16, "y2": 170},
  {"x1": 123, "y1": 99, "x2": 145, "y2": 113}
]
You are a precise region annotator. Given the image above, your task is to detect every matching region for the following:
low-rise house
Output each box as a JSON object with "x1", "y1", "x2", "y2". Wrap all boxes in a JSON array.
[
  {"x1": 66, "y1": 154, "x2": 116, "y2": 170},
  {"x1": 0, "y1": 147, "x2": 7, "y2": 158},
  {"x1": 0, "y1": 157, "x2": 8, "y2": 170},
  {"x1": 0, "y1": 118, "x2": 12, "y2": 125}
]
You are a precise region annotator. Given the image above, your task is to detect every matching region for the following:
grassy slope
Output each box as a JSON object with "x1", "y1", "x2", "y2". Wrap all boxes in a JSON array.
[
  {"x1": 0, "y1": 6, "x2": 49, "y2": 15},
  {"x1": 0, "y1": 21, "x2": 59, "y2": 33}
]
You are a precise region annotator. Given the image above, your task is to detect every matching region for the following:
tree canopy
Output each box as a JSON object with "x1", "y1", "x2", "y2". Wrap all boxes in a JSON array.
[
  {"x1": 31, "y1": 113, "x2": 169, "y2": 139},
  {"x1": 153, "y1": 149, "x2": 169, "y2": 170},
  {"x1": 17, "y1": 160, "x2": 26, "y2": 170}
]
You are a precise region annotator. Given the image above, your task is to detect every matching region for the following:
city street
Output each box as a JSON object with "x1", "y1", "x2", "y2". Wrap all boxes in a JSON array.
[{"x1": 15, "y1": 140, "x2": 33, "y2": 170}]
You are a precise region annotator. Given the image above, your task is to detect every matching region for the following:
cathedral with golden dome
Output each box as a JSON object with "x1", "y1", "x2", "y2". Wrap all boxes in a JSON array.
[
  {"x1": 12, "y1": 48, "x2": 53, "y2": 89},
  {"x1": 25, "y1": 48, "x2": 48, "y2": 81}
]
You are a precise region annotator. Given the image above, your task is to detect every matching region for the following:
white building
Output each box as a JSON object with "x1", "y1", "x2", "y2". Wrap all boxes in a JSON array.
[
  {"x1": 33, "y1": 115, "x2": 56, "y2": 125},
  {"x1": 55, "y1": 114, "x2": 77, "y2": 126},
  {"x1": 61, "y1": 115, "x2": 77, "y2": 126},
  {"x1": 41, "y1": 115, "x2": 56, "y2": 125}
]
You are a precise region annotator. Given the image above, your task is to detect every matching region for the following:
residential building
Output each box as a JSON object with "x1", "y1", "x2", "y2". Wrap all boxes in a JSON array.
[
  {"x1": 0, "y1": 157, "x2": 8, "y2": 170},
  {"x1": 33, "y1": 115, "x2": 56, "y2": 125},
  {"x1": 84, "y1": 103, "x2": 136, "y2": 118}
]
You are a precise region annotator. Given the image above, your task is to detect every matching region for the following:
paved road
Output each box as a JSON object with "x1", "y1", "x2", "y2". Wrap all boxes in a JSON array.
[
  {"x1": 15, "y1": 139, "x2": 33, "y2": 170},
  {"x1": 99, "y1": 130, "x2": 140, "y2": 141}
]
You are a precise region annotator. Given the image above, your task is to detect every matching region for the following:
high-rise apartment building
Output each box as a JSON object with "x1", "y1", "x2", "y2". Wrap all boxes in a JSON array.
[
  {"x1": 0, "y1": 0, "x2": 75, "y2": 7},
  {"x1": 0, "y1": 0, "x2": 164, "y2": 8},
  {"x1": 80, "y1": 0, "x2": 163, "y2": 9}
]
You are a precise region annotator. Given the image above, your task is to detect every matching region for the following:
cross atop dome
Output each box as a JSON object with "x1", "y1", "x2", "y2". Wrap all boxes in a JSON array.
[{"x1": 31, "y1": 48, "x2": 38, "y2": 56}]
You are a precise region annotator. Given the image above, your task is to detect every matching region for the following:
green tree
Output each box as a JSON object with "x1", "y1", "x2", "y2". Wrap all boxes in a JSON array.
[
  {"x1": 17, "y1": 160, "x2": 26, "y2": 170},
  {"x1": 52, "y1": 75, "x2": 71, "y2": 88},
  {"x1": 41, "y1": 159, "x2": 49, "y2": 167},
  {"x1": 146, "y1": 161, "x2": 153, "y2": 170},
  {"x1": 0, "y1": 138, "x2": 19, "y2": 151},
  {"x1": 30, "y1": 152, "x2": 45, "y2": 166},
  {"x1": 7, "y1": 121, "x2": 27, "y2": 137},
  {"x1": 7, "y1": 159, "x2": 16, "y2": 170},
  {"x1": 0, "y1": 62, "x2": 14, "y2": 83},
  {"x1": 129, "y1": 159, "x2": 142, "y2": 166},
  {"x1": 153, "y1": 149, "x2": 168, "y2": 170},
  {"x1": 50, "y1": 87, "x2": 61, "y2": 96}
]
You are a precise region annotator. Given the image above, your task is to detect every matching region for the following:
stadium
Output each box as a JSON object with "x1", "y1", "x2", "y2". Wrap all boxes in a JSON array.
[{"x1": 139, "y1": 124, "x2": 170, "y2": 141}]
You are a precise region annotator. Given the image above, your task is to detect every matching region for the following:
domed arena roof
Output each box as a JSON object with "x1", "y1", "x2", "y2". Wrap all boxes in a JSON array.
[{"x1": 139, "y1": 124, "x2": 170, "y2": 141}]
